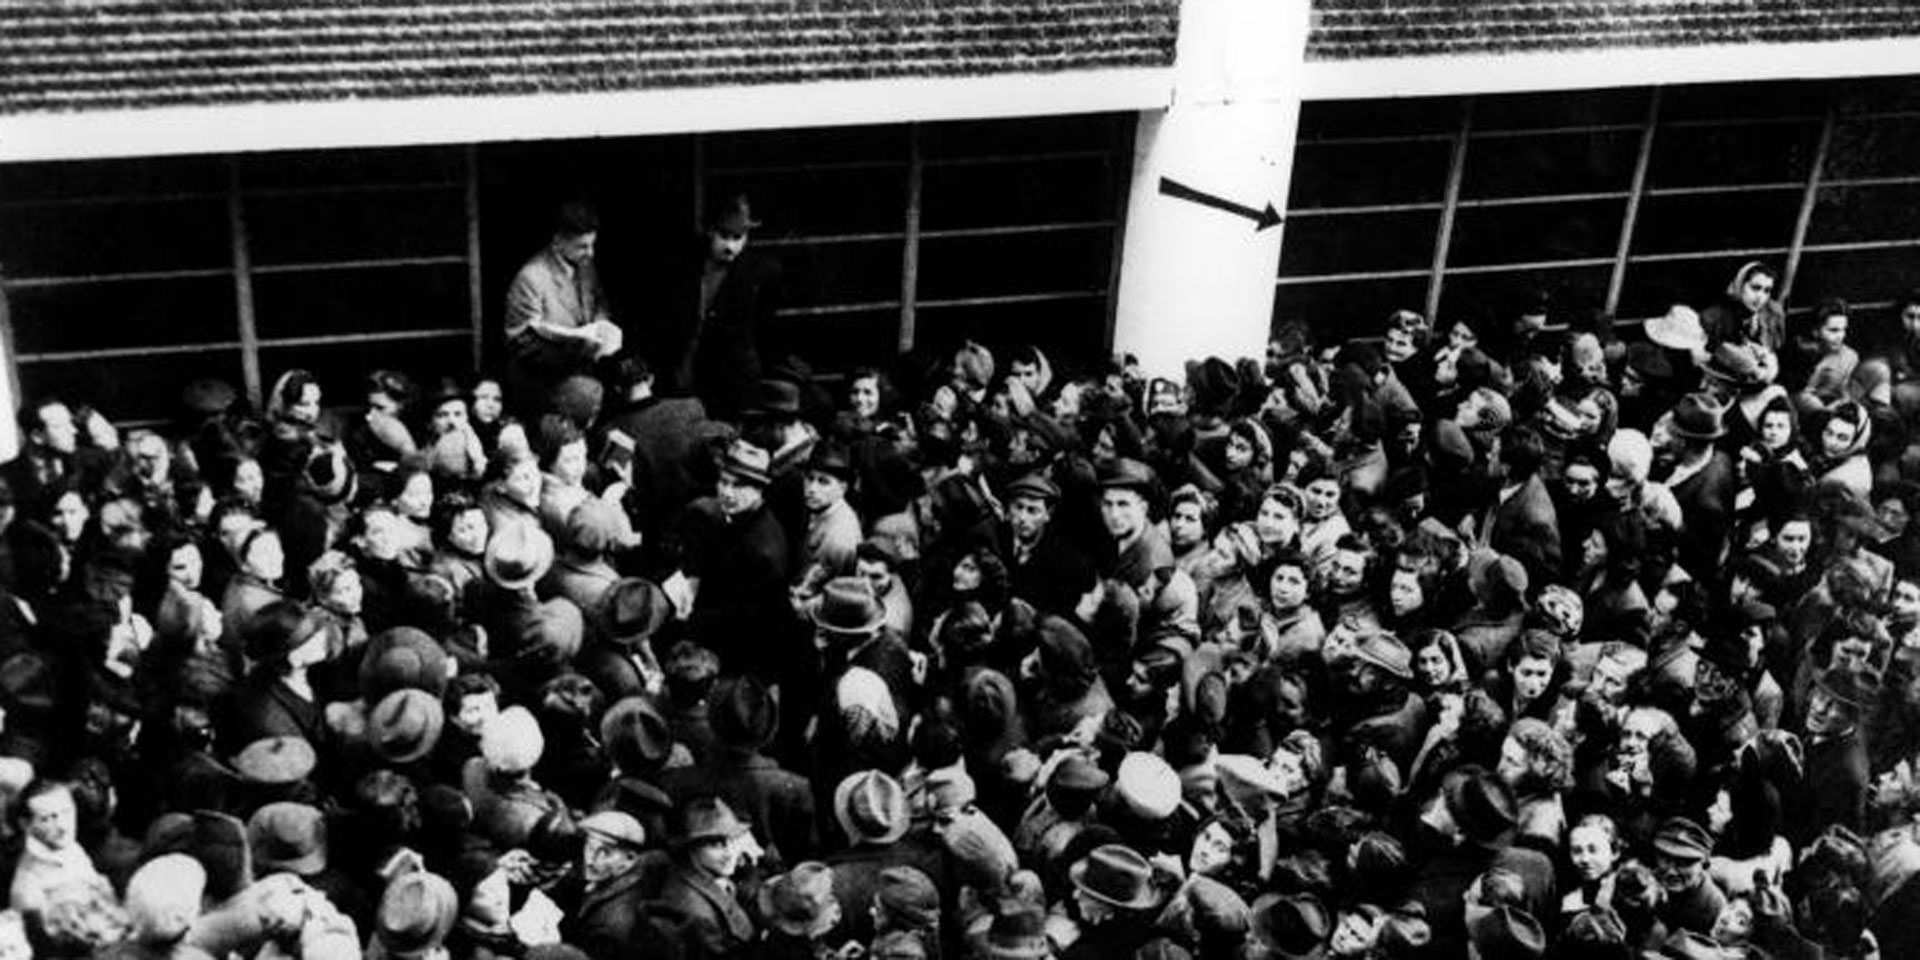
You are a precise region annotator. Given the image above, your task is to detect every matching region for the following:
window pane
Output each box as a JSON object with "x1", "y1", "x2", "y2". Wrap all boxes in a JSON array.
[
  {"x1": 914, "y1": 297, "x2": 1107, "y2": 368},
  {"x1": 245, "y1": 188, "x2": 465, "y2": 265},
  {"x1": 774, "y1": 240, "x2": 904, "y2": 310},
  {"x1": 1791, "y1": 248, "x2": 1920, "y2": 312},
  {"x1": 1632, "y1": 189, "x2": 1801, "y2": 255},
  {"x1": 1297, "y1": 97, "x2": 1462, "y2": 139},
  {"x1": 1448, "y1": 199, "x2": 1622, "y2": 267},
  {"x1": 1647, "y1": 121, "x2": 1820, "y2": 188},
  {"x1": 1823, "y1": 116, "x2": 1920, "y2": 181},
  {"x1": 1279, "y1": 210, "x2": 1438, "y2": 276},
  {"x1": 710, "y1": 166, "x2": 905, "y2": 237},
  {"x1": 921, "y1": 114, "x2": 1127, "y2": 159},
  {"x1": 1460, "y1": 131, "x2": 1638, "y2": 198},
  {"x1": 921, "y1": 156, "x2": 1118, "y2": 230},
  {"x1": 0, "y1": 155, "x2": 223, "y2": 202},
  {"x1": 242, "y1": 147, "x2": 462, "y2": 190},
  {"x1": 1617, "y1": 257, "x2": 1753, "y2": 319},
  {"x1": 917, "y1": 231, "x2": 1111, "y2": 301},
  {"x1": 7, "y1": 277, "x2": 236, "y2": 354},
  {"x1": 20, "y1": 351, "x2": 245, "y2": 423},
  {"x1": 0, "y1": 197, "x2": 228, "y2": 277},
  {"x1": 768, "y1": 309, "x2": 900, "y2": 373},
  {"x1": 253, "y1": 264, "x2": 468, "y2": 339},
  {"x1": 1807, "y1": 183, "x2": 1920, "y2": 244},
  {"x1": 1289, "y1": 139, "x2": 1453, "y2": 207},
  {"x1": 1438, "y1": 266, "x2": 1610, "y2": 332},
  {"x1": 1274, "y1": 277, "x2": 1428, "y2": 343},
  {"x1": 1660, "y1": 81, "x2": 1827, "y2": 122},
  {"x1": 706, "y1": 125, "x2": 906, "y2": 169},
  {"x1": 1836, "y1": 76, "x2": 1920, "y2": 116},
  {"x1": 1473, "y1": 88, "x2": 1650, "y2": 131}
]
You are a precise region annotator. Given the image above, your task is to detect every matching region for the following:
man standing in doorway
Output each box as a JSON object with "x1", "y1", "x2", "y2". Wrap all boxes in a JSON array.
[
  {"x1": 662, "y1": 193, "x2": 781, "y2": 421},
  {"x1": 504, "y1": 201, "x2": 624, "y2": 415}
]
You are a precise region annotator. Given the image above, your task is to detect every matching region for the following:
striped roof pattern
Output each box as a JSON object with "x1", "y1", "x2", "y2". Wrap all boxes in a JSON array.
[
  {"x1": 1309, "y1": 1, "x2": 1920, "y2": 59},
  {"x1": 1, "y1": 0, "x2": 1180, "y2": 114}
]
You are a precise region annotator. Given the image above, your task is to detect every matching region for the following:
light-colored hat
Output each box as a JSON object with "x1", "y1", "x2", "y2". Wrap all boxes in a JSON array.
[
  {"x1": 484, "y1": 523, "x2": 555, "y2": 591},
  {"x1": 124, "y1": 854, "x2": 206, "y2": 943},
  {"x1": 1645, "y1": 304, "x2": 1707, "y2": 353},
  {"x1": 1116, "y1": 752, "x2": 1181, "y2": 821},
  {"x1": 480, "y1": 705, "x2": 545, "y2": 774}
]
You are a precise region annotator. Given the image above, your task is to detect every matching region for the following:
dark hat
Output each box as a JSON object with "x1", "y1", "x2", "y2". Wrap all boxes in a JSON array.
[
  {"x1": 182, "y1": 378, "x2": 238, "y2": 415},
  {"x1": 1070, "y1": 844, "x2": 1161, "y2": 911},
  {"x1": 672, "y1": 796, "x2": 749, "y2": 848},
  {"x1": 1625, "y1": 342, "x2": 1674, "y2": 382},
  {"x1": 1185, "y1": 356, "x2": 1242, "y2": 416},
  {"x1": 600, "y1": 695, "x2": 672, "y2": 771},
  {"x1": 564, "y1": 497, "x2": 638, "y2": 555},
  {"x1": 509, "y1": 599, "x2": 585, "y2": 669},
  {"x1": 1005, "y1": 473, "x2": 1061, "y2": 504},
  {"x1": 1655, "y1": 930, "x2": 1728, "y2": 960},
  {"x1": 484, "y1": 523, "x2": 555, "y2": 592},
  {"x1": 835, "y1": 770, "x2": 910, "y2": 846},
  {"x1": 1814, "y1": 664, "x2": 1880, "y2": 714},
  {"x1": 706, "y1": 192, "x2": 762, "y2": 233},
  {"x1": 1050, "y1": 753, "x2": 1112, "y2": 795},
  {"x1": 186, "y1": 810, "x2": 253, "y2": 903},
  {"x1": 547, "y1": 374, "x2": 605, "y2": 427},
  {"x1": 1134, "y1": 939, "x2": 1193, "y2": 960},
  {"x1": 718, "y1": 438, "x2": 772, "y2": 487},
  {"x1": 242, "y1": 600, "x2": 326, "y2": 666},
  {"x1": 578, "y1": 810, "x2": 647, "y2": 850},
  {"x1": 810, "y1": 575, "x2": 886, "y2": 637},
  {"x1": 1098, "y1": 457, "x2": 1158, "y2": 493},
  {"x1": 1730, "y1": 599, "x2": 1777, "y2": 628},
  {"x1": 0, "y1": 651, "x2": 57, "y2": 715},
  {"x1": 247, "y1": 802, "x2": 327, "y2": 876},
  {"x1": 1348, "y1": 632, "x2": 1413, "y2": 680},
  {"x1": 1250, "y1": 892, "x2": 1331, "y2": 960},
  {"x1": 1667, "y1": 393, "x2": 1728, "y2": 441},
  {"x1": 1468, "y1": 905, "x2": 1547, "y2": 960},
  {"x1": 374, "y1": 871, "x2": 458, "y2": 960},
  {"x1": 876, "y1": 866, "x2": 940, "y2": 928},
  {"x1": 982, "y1": 903, "x2": 1050, "y2": 960},
  {"x1": 1443, "y1": 766, "x2": 1517, "y2": 844},
  {"x1": 664, "y1": 641, "x2": 720, "y2": 685},
  {"x1": 231, "y1": 736, "x2": 317, "y2": 785},
  {"x1": 709, "y1": 674, "x2": 779, "y2": 750},
  {"x1": 751, "y1": 379, "x2": 801, "y2": 417},
  {"x1": 1651, "y1": 817, "x2": 1714, "y2": 861},
  {"x1": 807, "y1": 443, "x2": 856, "y2": 482},
  {"x1": 1468, "y1": 552, "x2": 1529, "y2": 608},
  {"x1": 360, "y1": 626, "x2": 450, "y2": 702},
  {"x1": 596, "y1": 578, "x2": 671, "y2": 648},
  {"x1": 368, "y1": 689, "x2": 445, "y2": 764},
  {"x1": 757, "y1": 861, "x2": 839, "y2": 938}
]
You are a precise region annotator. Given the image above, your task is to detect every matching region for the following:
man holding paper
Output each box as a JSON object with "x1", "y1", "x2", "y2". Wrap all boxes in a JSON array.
[{"x1": 504, "y1": 201, "x2": 625, "y2": 413}]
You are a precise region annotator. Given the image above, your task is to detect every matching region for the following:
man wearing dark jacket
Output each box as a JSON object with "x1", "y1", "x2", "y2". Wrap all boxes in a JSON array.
[
  {"x1": 654, "y1": 193, "x2": 782, "y2": 421},
  {"x1": 662, "y1": 439, "x2": 797, "y2": 685},
  {"x1": 659, "y1": 675, "x2": 817, "y2": 866}
]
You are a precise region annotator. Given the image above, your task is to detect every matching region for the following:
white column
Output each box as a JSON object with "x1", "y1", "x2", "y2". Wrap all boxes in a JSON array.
[{"x1": 1112, "y1": 0, "x2": 1310, "y2": 379}]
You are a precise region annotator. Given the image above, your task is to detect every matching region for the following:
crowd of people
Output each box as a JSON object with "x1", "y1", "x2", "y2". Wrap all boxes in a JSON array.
[{"x1": 2, "y1": 246, "x2": 1920, "y2": 960}]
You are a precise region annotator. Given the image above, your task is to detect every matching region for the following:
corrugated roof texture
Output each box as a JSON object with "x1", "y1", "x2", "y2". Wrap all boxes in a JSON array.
[
  {"x1": 1309, "y1": 0, "x2": 1920, "y2": 59},
  {"x1": 1, "y1": 0, "x2": 1180, "y2": 114}
]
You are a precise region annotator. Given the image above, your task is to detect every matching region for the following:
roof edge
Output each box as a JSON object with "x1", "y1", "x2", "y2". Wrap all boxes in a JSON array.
[
  {"x1": 1301, "y1": 36, "x2": 1920, "y2": 100},
  {"x1": 0, "y1": 67, "x2": 1174, "y2": 162}
]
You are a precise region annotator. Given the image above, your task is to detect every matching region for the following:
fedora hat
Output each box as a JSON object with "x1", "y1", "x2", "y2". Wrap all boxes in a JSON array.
[
  {"x1": 1815, "y1": 664, "x2": 1881, "y2": 714},
  {"x1": 564, "y1": 497, "x2": 639, "y2": 555},
  {"x1": 673, "y1": 796, "x2": 749, "y2": 849},
  {"x1": 247, "y1": 802, "x2": 327, "y2": 876},
  {"x1": 360, "y1": 626, "x2": 450, "y2": 702},
  {"x1": 810, "y1": 576, "x2": 886, "y2": 637},
  {"x1": 579, "y1": 810, "x2": 647, "y2": 850},
  {"x1": 982, "y1": 902, "x2": 1050, "y2": 960},
  {"x1": 368, "y1": 688, "x2": 445, "y2": 764},
  {"x1": 1071, "y1": 843, "x2": 1161, "y2": 911},
  {"x1": 751, "y1": 379, "x2": 801, "y2": 417},
  {"x1": 600, "y1": 695, "x2": 672, "y2": 771},
  {"x1": 1468, "y1": 905, "x2": 1547, "y2": 960},
  {"x1": 1348, "y1": 632, "x2": 1414, "y2": 681},
  {"x1": 1444, "y1": 766, "x2": 1517, "y2": 845},
  {"x1": 231, "y1": 735, "x2": 317, "y2": 786},
  {"x1": 373, "y1": 871, "x2": 458, "y2": 960},
  {"x1": 1645, "y1": 304, "x2": 1707, "y2": 353},
  {"x1": 807, "y1": 442, "x2": 856, "y2": 482},
  {"x1": 718, "y1": 438, "x2": 772, "y2": 487},
  {"x1": 242, "y1": 600, "x2": 327, "y2": 667},
  {"x1": 835, "y1": 770, "x2": 910, "y2": 846},
  {"x1": 757, "y1": 861, "x2": 839, "y2": 938},
  {"x1": 709, "y1": 674, "x2": 779, "y2": 750},
  {"x1": 1098, "y1": 457, "x2": 1158, "y2": 493},
  {"x1": 484, "y1": 524, "x2": 555, "y2": 592},
  {"x1": 707, "y1": 192, "x2": 762, "y2": 234},
  {"x1": 1251, "y1": 892, "x2": 1331, "y2": 960},
  {"x1": 595, "y1": 577, "x2": 671, "y2": 648},
  {"x1": 1666, "y1": 392, "x2": 1727, "y2": 441}
]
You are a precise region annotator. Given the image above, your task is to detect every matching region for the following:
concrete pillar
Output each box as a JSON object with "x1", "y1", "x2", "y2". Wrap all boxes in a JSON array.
[{"x1": 1112, "y1": 0, "x2": 1311, "y2": 379}]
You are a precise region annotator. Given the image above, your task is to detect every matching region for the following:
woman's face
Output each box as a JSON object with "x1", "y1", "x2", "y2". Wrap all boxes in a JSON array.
[
  {"x1": 1513, "y1": 655, "x2": 1554, "y2": 703},
  {"x1": 449, "y1": 508, "x2": 489, "y2": 556},
  {"x1": 1712, "y1": 898, "x2": 1754, "y2": 945},
  {"x1": 1416, "y1": 642, "x2": 1452, "y2": 687},
  {"x1": 1776, "y1": 520, "x2": 1813, "y2": 568},
  {"x1": 1568, "y1": 824, "x2": 1617, "y2": 881},
  {"x1": 1741, "y1": 271, "x2": 1776, "y2": 312},
  {"x1": 1389, "y1": 568, "x2": 1425, "y2": 617},
  {"x1": 1169, "y1": 502, "x2": 1205, "y2": 551},
  {"x1": 1449, "y1": 324, "x2": 1479, "y2": 351},
  {"x1": 506, "y1": 459, "x2": 542, "y2": 506},
  {"x1": 326, "y1": 567, "x2": 364, "y2": 616},
  {"x1": 553, "y1": 440, "x2": 589, "y2": 487},
  {"x1": 1878, "y1": 497, "x2": 1911, "y2": 539},
  {"x1": 1269, "y1": 564, "x2": 1309, "y2": 611},
  {"x1": 246, "y1": 533, "x2": 285, "y2": 582},
  {"x1": 1497, "y1": 736, "x2": 1530, "y2": 786},
  {"x1": 1759, "y1": 410, "x2": 1793, "y2": 450},
  {"x1": 51, "y1": 492, "x2": 88, "y2": 544},
  {"x1": 1304, "y1": 479, "x2": 1340, "y2": 522},
  {"x1": 455, "y1": 692, "x2": 497, "y2": 736},
  {"x1": 849, "y1": 376, "x2": 881, "y2": 419},
  {"x1": 1224, "y1": 433, "x2": 1255, "y2": 470},
  {"x1": 168, "y1": 542, "x2": 204, "y2": 590},
  {"x1": 1821, "y1": 415, "x2": 1857, "y2": 457},
  {"x1": 290, "y1": 382, "x2": 323, "y2": 426},
  {"x1": 1818, "y1": 313, "x2": 1849, "y2": 351},
  {"x1": 397, "y1": 473, "x2": 434, "y2": 520},
  {"x1": 952, "y1": 554, "x2": 983, "y2": 593},
  {"x1": 471, "y1": 381, "x2": 504, "y2": 424},
  {"x1": 1189, "y1": 821, "x2": 1234, "y2": 876},
  {"x1": 1255, "y1": 496, "x2": 1299, "y2": 546}
]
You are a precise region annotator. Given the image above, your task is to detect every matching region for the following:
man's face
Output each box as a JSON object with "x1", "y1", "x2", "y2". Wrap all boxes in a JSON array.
[
  {"x1": 1389, "y1": 568, "x2": 1424, "y2": 616},
  {"x1": 1383, "y1": 328, "x2": 1417, "y2": 363},
  {"x1": 132, "y1": 435, "x2": 170, "y2": 482},
  {"x1": 707, "y1": 226, "x2": 748, "y2": 265},
  {"x1": 556, "y1": 231, "x2": 596, "y2": 268},
  {"x1": 1169, "y1": 502, "x2": 1205, "y2": 550},
  {"x1": 455, "y1": 692, "x2": 498, "y2": 736},
  {"x1": 690, "y1": 837, "x2": 742, "y2": 879},
  {"x1": 1620, "y1": 709, "x2": 1661, "y2": 755},
  {"x1": 1656, "y1": 853, "x2": 1706, "y2": 893},
  {"x1": 51, "y1": 492, "x2": 88, "y2": 544},
  {"x1": 1512, "y1": 655, "x2": 1553, "y2": 703},
  {"x1": 25, "y1": 788, "x2": 75, "y2": 850},
  {"x1": 1807, "y1": 688, "x2": 1854, "y2": 737},
  {"x1": 450, "y1": 508, "x2": 489, "y2": 556},
  {"x1": 1905, "y1": 303, "x2": 1920, "y2": 340},
  {"x1": 1562, "y1": 464, "x2": 1600, "y2": 502},
  {"x1": 855, "y1": 558, "x2": 893, "y2": 598},
  {"x1": 1008, "y1": 496, "x2": 1050, "y2": 544},
  {"x1": 1010, "y1": 360, "x2": 1042, "y2": 396},
  {"x1": 583, "y1": 834, "x2": 640, "y2": 885},
  {"x1": 716, "y1": 473, "x2": 765, "y2": 517},
  {"x1": 1569, "y1": 825, "x2": 1616, "y2": 882},
  {"x1": 35, "y1": 403, "x2": 77, "y2": 455},
  {"x1": 361, "y1": 510, "x2": 405, "y2": 562},
  {"x1": 1326, "y1": 549, "x2": 1367, "y2": 596},
  {"x1": 1893, "y1": 580, "x2": 1920, "y2": 622},
  {"x1": 802, "y1": 470, "x2": 847, "y2": 513},
  {"x1": 168, "y1": 543, "x2": 204, "y2": 590},
  {"x1": 1101, "y1": 488, "x2": 1147, "y2": 541},
  {"x1": 432, "y1": 399, "x2": 468, "y2": 437}
]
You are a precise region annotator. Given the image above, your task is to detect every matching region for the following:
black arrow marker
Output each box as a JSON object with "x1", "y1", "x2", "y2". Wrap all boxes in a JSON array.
[{"x1": 1158, "y1": 176, "x2": 1282, "y2": 231}]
